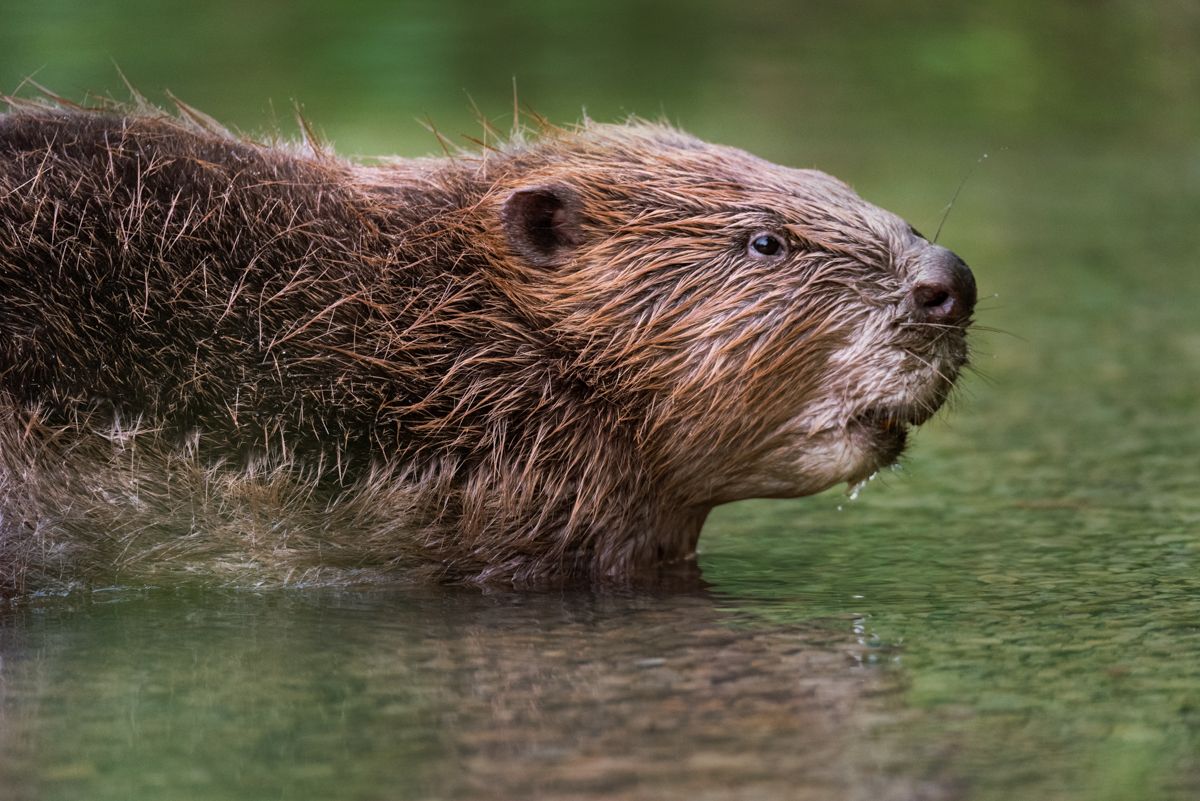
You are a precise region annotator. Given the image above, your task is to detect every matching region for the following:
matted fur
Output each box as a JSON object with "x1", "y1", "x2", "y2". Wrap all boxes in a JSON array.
[{"x1": 0, "y1": 98, "x2": 972, "y2": 595}]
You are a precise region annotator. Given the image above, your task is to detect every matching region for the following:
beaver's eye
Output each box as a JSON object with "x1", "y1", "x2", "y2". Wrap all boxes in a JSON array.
[{"x1": 748, "y1": 232, "x2": 787, "y2": 259}]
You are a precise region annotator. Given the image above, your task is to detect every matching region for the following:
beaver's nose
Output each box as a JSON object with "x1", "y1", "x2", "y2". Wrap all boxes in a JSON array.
[{"x1": 910, "y1": 247, "x2": 976, "y2": 325}]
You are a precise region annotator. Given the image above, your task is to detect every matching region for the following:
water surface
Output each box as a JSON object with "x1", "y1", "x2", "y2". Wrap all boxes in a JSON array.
[
  {"x1": 2, "y1": 589, "x2": 935, "y2": 801},
  {"x1": 1, "y1": 1, "x2": 1198, "y2": 799}
]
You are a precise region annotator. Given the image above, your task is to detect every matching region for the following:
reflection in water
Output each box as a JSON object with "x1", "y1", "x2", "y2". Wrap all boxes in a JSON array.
[{"x1": 0, "y1": 589, "x2": 947, "y2": 801}]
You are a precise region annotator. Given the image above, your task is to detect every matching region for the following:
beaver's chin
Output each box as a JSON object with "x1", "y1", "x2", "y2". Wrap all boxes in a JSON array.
[
  {"x1": 705, "y1": 420, "x2": 897, "y2": 505},
  {"x1": 708, "y1": 398, "x2": 942, "y2": 505},
  {"x1": 839, "y1": 407, "x2": 918, "y2": 485}
]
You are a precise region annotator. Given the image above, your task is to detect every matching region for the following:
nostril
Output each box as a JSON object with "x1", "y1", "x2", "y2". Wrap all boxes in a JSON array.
[
  {"x1": 910, "y1": 247, "x2": 975, "y2": 324},
  {"x1": 913, "y1": 284, "x2": 952, "y2": 312}
]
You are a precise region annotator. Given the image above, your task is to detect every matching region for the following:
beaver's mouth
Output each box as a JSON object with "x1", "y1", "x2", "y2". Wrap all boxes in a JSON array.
[
  {"x1": 852, "y1": 403, "x2": 936, "y2": 433},
  {"x1": 845, "y1": 403, "x2": 939, "y2": 479}
]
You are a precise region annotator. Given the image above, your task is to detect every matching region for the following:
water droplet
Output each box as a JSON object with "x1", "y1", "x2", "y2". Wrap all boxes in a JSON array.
[{"x1": 845, "y1": 471, "x2": 879, "y2": 501}]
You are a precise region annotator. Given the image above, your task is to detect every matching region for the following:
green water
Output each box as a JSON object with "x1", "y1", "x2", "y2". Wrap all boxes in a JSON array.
[{"x1": 2, "y1": 1, "x2": 1198, "y2": 799}]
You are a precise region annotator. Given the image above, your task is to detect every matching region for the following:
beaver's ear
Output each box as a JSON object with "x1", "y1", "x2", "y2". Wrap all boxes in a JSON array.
[{"x1": 501, "y1": 184, "x2": 585, "y2": 267}]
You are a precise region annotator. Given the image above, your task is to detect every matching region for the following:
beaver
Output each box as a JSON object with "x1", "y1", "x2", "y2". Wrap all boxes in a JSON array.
[{"x1": 0, "y1": 97, "x2": 975, "y2": 595}]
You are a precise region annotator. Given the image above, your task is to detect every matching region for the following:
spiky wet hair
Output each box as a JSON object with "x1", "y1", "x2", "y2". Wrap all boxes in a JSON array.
[{"x1": 0, "y1": 97, "x2": 956, "y2": 593}]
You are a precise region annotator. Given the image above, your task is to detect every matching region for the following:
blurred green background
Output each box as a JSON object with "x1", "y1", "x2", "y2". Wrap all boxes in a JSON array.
[
  {"x1": 2, "y1": 2, "x2": 1199, "y2": 800},
  {"x1": 5, "y1": 0, "x2": 1195, "y2": 162}
]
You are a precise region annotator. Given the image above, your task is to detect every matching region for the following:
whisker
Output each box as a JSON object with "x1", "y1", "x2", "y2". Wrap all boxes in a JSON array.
[
  {"x1": 963, "y1": 363, "x2": 999, "y2": 387},
  {"x1": 897, "y1": 320, "x2": 968, "y2": 331},
  {"x1": 904, "y1": 349, "x2": 957, "y2": 387},
  {"x1": 934, "y1": 152, "x2": 990, "y2": 244},
  {"x1": 969, "y1": 325, "x2": 1024, "y2": 341},
  {"x1": 897, "y1": 320, "x2": 1021, "y2": 341}
]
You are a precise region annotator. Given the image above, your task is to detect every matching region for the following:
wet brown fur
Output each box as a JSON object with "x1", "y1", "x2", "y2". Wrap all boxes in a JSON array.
[{"x1": 0, "y1": 98, "x2": 970, "y2": 595}]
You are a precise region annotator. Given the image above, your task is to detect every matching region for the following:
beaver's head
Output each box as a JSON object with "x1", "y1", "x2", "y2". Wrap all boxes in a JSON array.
[{"x1": 485, "y1": 123, "x2": 974, "y2": 507}]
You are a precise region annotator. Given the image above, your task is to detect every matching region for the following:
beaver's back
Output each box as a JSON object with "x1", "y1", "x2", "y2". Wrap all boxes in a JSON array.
[{"x1": 0, "y1": 110, "x2": 434, "y2": 465}]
